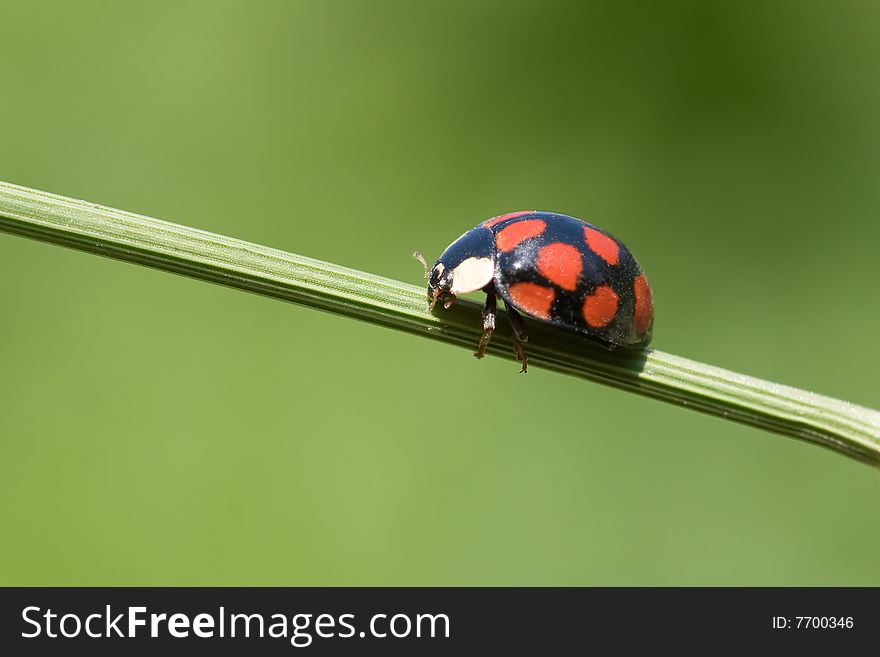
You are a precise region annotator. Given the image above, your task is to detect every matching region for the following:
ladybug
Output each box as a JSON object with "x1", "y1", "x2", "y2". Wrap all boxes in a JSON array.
[{"x1": 416, "y1": 211, "x2": 654, "y2": 372}]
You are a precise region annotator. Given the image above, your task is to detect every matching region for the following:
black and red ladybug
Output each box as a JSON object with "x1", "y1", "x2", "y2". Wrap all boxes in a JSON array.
[{"x1": 417, "y1": 211, "x2": 654, "y2": 371}]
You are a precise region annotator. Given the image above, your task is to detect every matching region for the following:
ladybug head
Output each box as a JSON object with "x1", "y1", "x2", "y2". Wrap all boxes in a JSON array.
[
  {"x1": 416, "y1": 253, "x2": 496, "y2": 311},
  {"x1": 427, "y1": 261, "x2": 456, "y2": 310},
  {"x1": 414, "y1": 251, "x2": 455, "y2": 310},
  {"x1": 415, "y1": 226, "x2": 497, "y2": 311}
]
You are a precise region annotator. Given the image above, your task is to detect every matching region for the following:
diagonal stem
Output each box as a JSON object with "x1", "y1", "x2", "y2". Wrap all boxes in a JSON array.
[{"x1": 1, "y1": 181, "x2": 878, "y2": 467}]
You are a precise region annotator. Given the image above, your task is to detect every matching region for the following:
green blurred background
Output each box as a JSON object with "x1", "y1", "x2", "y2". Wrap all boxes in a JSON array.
[{"x1": 1, "y1": 1, "x2": 879, "y2": 585}]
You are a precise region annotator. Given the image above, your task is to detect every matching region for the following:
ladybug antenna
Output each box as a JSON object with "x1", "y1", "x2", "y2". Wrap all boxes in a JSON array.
[{"x1": 413, "y1": 251, "x2": 430, "y2": 279}]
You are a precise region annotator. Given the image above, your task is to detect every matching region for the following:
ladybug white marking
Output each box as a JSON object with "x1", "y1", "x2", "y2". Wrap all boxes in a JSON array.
[{"x1": 450, "y1": 257, "x2": 494, "y2": 294}]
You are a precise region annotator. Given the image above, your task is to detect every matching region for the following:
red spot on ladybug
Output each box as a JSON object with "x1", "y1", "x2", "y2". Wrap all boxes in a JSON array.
[
  {"x1": 536, "y1": 242, "x2": 583, "y2": 291},
  {"x1": 507, "y1": 282, "x2": 555, "y2": 320},
  {"x1": 633, "y1": 274, "x2": 653, "y2": 336},
  {"x1": 584, "y1": 227, "x2": 619, "y2": 266},
  {"x1": 483, "y1": 210, "x2": 535, "y2": 229},
  {"x1": 495, "y1": 219, "x2": 547, "y2": 253},
  {"x1": 582, "y1": 284, "x2": 619, "y2": 328}
]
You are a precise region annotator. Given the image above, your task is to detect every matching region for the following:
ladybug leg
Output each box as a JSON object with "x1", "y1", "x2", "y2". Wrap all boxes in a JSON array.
[
  {"x1": 504, "y1": 304, "x2": 529, "y2": 373},
  {"x1": 474, "y1": 287, "x2": 497, "y2": 360},
  {"x1": 593, "y1": 337, "x2": 617, "y2": 352}
]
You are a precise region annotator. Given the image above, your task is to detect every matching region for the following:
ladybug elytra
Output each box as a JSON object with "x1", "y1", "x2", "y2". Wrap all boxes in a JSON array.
[{"x1": 418, "y1": 211, "x2": 654, "y2": 372}]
